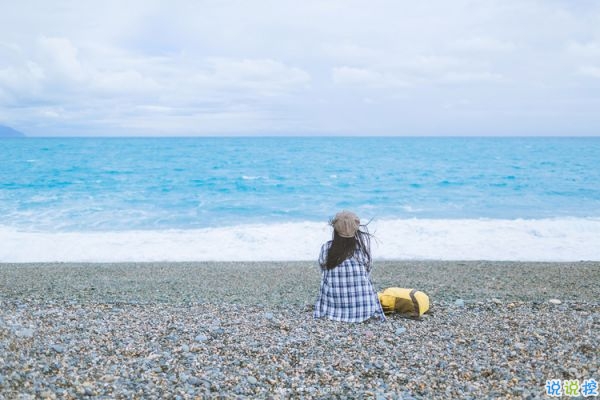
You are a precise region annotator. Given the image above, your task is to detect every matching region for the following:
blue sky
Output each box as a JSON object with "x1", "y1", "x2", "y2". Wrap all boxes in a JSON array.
[{"x1": 1, "y1": 0, "x2": 600, "y2": 136}]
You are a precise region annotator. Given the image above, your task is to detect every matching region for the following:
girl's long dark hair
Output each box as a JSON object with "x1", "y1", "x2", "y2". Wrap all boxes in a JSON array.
[{"x1": 325, "y1": 227, "x2": 372, "y2": 270}]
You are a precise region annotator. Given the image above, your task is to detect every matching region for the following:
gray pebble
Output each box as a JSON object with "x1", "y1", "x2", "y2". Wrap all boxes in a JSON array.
[
  {"x1": 187, "y1": 377, "x2": 201, "y2": 386},
  {"x1": 15, "y1": 328, "x2": 34, "y2": 338},
  {"x1": 454, "y1": 299, "x2": 465, "y2": 308},
  {"x1": 1, "y1": 261, "x2": 597, "y2": 399},
  {"x1": 50, "y1": 344, "x2": 64, "y2": 354},
  {"x1": 194, "y1": 334, "x2": 208, "y2": 343},
  {"x1": 513, "y1": 386, "x2": 525, "y2": 394},
  {"x1": 514, "y1": 343, "x2": 526, "y2": 351}
]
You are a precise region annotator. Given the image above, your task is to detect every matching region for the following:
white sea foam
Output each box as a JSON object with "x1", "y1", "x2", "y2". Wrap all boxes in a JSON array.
[{"x1": 1, "y1": 218, "x2": 599, "y2": 262}]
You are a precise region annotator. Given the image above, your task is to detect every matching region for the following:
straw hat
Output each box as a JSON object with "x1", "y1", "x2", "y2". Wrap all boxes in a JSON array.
[{"x1": 332, "y1": 211, "x2": 360, "y2": 238}]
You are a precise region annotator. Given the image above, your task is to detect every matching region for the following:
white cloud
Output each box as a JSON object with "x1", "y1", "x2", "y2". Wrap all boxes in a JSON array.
[
  {"x1": 332, "y1": 60, "x2": 504, "y2": 89},
  {"x1": 320, "y1": 43, "x2": 380, "y2": 63},
  {"x1": 38, "y1": 36, "x2": 86, "y2": 82},
  {"x1": 1, "y1": 0, "x2": 600, "y2": 135},
  {"x1": 451, "y1": 37, "x2": 516, "y2": 53},
  {"x1": 332, "y1": 66, "x2": 394, "y2": 87},
  {"x1": 443, "y1": 71, "x2": 505, "y2": 83},
  {"x1": 38, "y1": 108, "x2": 62, "y2": 118},
  {"x1": 578, "y1": 65, "x2": 600, "y2": 78},
  {"x1": 0, "y1": 64, "x2": 43, "y2": 102},
  {"x1": 91, "y1": 69, "x2": 161, "y2": 94},
  {"x1": 567, "y1": 41, "x2": 600, "y2": 57},
  {"x1": 0, "y1": 32, "x2": 311, "y2": 134},
  {"x1": 135, "y1": 105, "x2": 173, "y2": 113},
  {"x1": 195, "y1": 58, "x2": 311, "y2": 93}
]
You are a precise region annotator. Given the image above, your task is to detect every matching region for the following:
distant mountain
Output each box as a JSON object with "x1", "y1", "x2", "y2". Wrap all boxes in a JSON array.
[{"x1": 0, "y1": 125, "x2": 26, "y2": 138}]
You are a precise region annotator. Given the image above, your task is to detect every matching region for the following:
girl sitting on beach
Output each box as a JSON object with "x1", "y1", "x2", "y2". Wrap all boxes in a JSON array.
[{"x1": 314, "y1": 211, "x2": 386, "y2": 323}]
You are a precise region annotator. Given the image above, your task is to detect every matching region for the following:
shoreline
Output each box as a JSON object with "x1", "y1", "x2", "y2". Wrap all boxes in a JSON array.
[
  {"x1": 1, "y1": 261, "x2": 598, "y2": 399},
  {"x1": 4, "y1": 217, "x2": 600, "y2": 263}
]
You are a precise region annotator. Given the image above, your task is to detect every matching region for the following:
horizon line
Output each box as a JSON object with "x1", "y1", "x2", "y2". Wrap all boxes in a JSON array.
[{"x1": 9, "y1": 134, "x2": 600, "y2": 139}]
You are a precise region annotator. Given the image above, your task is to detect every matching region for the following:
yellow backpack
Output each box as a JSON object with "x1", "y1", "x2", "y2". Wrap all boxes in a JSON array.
[{"x1": 378, "y1": 288, "x2": 430, "y2": 319}]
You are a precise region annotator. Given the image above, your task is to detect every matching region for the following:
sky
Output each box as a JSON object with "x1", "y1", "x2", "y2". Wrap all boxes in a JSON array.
[{"x1": 1, "y1": 0, "x2": 600, "y2": 137}]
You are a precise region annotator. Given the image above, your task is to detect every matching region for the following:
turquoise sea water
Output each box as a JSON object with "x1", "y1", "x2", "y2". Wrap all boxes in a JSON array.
[
  {"x1": 1, "y1": 137, "x2": 599, "y2": 231},
  {"x1": 1, "y1": 137, "x2": 599, "y2": 262}
]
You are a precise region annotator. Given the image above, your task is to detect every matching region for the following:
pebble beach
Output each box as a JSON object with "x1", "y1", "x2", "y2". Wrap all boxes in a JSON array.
[{"x1": 1, "y1": 261, "x2": 598, "y2": 399}]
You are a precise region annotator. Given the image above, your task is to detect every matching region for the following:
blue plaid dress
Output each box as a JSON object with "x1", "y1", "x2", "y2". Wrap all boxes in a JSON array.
[{"x1": 314, "y1": 241, "x2": 386, "y2": 322}]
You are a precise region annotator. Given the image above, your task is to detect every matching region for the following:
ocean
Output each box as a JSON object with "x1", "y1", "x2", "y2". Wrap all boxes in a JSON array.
[{"x1": 1, "y1": 137, "x2": 599, "y2": 262}]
